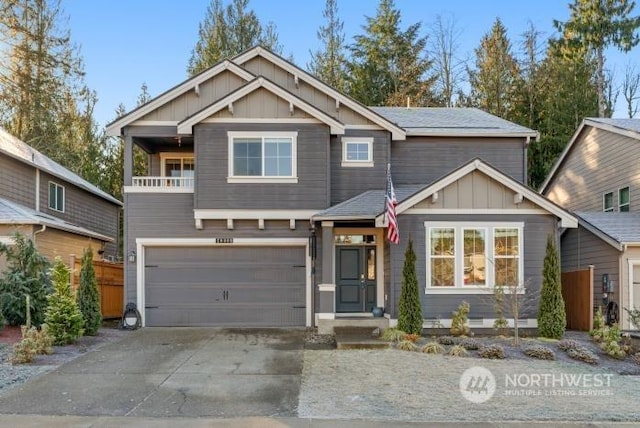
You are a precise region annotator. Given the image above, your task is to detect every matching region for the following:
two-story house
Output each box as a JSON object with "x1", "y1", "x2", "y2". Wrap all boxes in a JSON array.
[
  {"x1": 0, "y1": 128, "x2": 122, "y2": 270},
  {"x1": 107, "y1": 46, "x2": 576, "y2": 331},
  {"x1": 542, "y1": 118, "x2": 640, "y2": 330}
]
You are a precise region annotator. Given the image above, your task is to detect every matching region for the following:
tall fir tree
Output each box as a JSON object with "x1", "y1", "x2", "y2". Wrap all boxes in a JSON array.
[
  {"x1": 397, "y1": 239, "x2": 423, "y2": 335},
  {"x1": 187, "y1": 0, "x2": 283, "y2": 75},
  {"x1": 468, "y1": 18, "x2": 521, "y2": 120},
  {"x1": 308, "y1": 0, "x2": 347, "y2": 92},
  {"x1": 537, "y1": 235, "x2": 566, "y2": 339},
  {"x1": 77, "y1": 248, "x2": 102, "y2": 336},
  {"x1": 553, "y1": 0, "x2": 640, "y2": 117},
  {"x1": 346, "y1": 0, "x2": 435, "y2": 106}
]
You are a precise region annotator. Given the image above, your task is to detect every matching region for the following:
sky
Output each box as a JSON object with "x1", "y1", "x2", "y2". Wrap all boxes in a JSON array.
[{"x1": 62, "y1": 0, "x2": 640, "y2": 128}]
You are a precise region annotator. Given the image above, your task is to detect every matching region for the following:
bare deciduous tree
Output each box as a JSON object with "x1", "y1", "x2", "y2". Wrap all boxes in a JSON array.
[
  {"x1": 622, "y1": 62, "x2": 640, "y2": 118},
  {"x1": 428, "y1": 14, "x2": 467, "y2": 107}
]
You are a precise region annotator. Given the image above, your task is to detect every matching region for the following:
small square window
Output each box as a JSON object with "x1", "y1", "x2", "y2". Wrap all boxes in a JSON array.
[
  {"x1": 341, "y1": 138, "x2": 373, "y2": 167},
  {"x1": 48, "y1": 182, "x2": 65, "y2": 212},
  {"x1": 619, "y1": 187, "x2": 630, "y2": 212},
  {"x1": 603, "y1": 192, "x2": 614, "y2": 212}
]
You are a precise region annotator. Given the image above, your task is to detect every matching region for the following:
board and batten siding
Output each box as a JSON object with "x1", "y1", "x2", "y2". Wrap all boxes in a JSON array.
[
  {"x1": 546, "y1": 126, "x2": 640, "y2": 212},
  {"x1": 0, "y1": 153, "x2": 37, "y2": 209},
  {"x1": 390, "y1": 137, "x2": 526, "y2": 186},
  {"x1": 387, "y1": 214, "x2": 556, "y2": 320},
  {"x1": 124, "y1": 193, "x2": 314, "y2": 305},
  {"x1": 561, "y1": 226, "x2": 620, "y2": 308},
  {"x1": 330, "y1": 130, "x2": 390, "y2": 205},
  {"x1": 194, "y1": 123, "x2": 330, "y2": 210}
]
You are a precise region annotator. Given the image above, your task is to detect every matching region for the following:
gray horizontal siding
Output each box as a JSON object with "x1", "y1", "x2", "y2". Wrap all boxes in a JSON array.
[
  {"x1": 194, "y1": 123, "x2": 330, "y2": 210},
  {"x1": 330, "y1": 130, "x2": 390, "y2": 205},
  {"x1": 390, "y1": 137, "x2": 526, "y2": 185},
  {"x1": 388, "y1": 214, "x2": 556, "y2": 320},
  {"x1": 0, "y1": 154, "x2": 36, "y2": 209}
]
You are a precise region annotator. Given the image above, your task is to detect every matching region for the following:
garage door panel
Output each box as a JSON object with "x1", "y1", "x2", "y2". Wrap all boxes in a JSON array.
[
  {"x1": 145, "y1": 284, "x2": 305, "y2": 305},
  {"x1": 147, "y1": 266, "x2": 304, "y2": 284},
  {"x1": 145, "y1": 305, "x2": 305, "y2": 327}
]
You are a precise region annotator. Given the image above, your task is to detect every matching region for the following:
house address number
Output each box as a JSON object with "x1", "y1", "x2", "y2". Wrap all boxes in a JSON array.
[{"x1": 215, "y1": 238, "x2": 234, "y2": 244}]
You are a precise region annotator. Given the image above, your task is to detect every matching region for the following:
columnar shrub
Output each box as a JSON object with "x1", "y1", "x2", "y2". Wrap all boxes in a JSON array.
[
  {"x1": 450, "y1": 301, "x2": 471, "y2": 336},
  {"x1": 44, "y1": 258, "x2": 84, "y2": 345},
  {"x1": 397, "y1": 239, "x2": 423, "y2": 335},
  {"x1": 537, "y1": 236, "x2": 566, "y2": 339},
  {"x1": 77, "y1": 248, "x2": 102, "y2": 335}
]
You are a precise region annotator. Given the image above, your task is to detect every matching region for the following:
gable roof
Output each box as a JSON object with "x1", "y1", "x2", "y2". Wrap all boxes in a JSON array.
[
  {"x1": 177, "y1": 77, "x2": 345, "y2": 135},
  {"x1": 371, "y1": 107, "x2": 539, "y2": 138},
  {"x1": 0, "y1": 197, "x2": 113, "y2": 242},
  {"x1": 375, "y1": 158, "x2": 577, "y2": 228},
  {"x1": 574, "y1": 211, "x2": 640, "y2": 250},
  {"x1": 313, "y1": 186, "x2": 423, "y2": 220},
  {"x1": 0, "y1": 128, "x2": 122, "y2": 206},
  {"x1": 232, "y1": 46, "x2": 406, "y2": 140},
  {"x1": 105, "y1": 60, "x2": 255, "y2": 136},
  {"x1": 540, "y1": 118, "x2": 640, "y2": 193}
]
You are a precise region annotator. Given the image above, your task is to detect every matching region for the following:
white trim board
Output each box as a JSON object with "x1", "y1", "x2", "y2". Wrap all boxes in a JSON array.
[
  {"x1": 135, "y1": 237, "x2": 312, "y2": 328},
  {"x1": 194, "y1": 209, "x2": 317, "y2": 220},
  {"x1": 124, "y1": 187, "x2": 194, "y2": 194}
]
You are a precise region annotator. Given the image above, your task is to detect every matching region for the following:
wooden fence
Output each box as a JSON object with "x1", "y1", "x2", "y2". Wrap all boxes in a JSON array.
[
  {"x1": 561, "y1": 266, "x2": 594, "y2": 331},
  {"x1": 70, "y1": 257, "x2": 124, "y2": 319}
]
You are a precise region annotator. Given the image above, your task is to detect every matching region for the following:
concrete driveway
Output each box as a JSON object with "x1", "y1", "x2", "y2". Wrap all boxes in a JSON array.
[{"x1": 0, "y1": 328, "x2": 304, "y2": 417}]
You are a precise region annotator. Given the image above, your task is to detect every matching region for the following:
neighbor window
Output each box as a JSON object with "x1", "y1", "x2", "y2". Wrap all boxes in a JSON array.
[
  {"x1": 341, "y1": 137, "x2": 373, "y2": 167},
  {"x1": 603, "y1": 192, "x2": 614, "y2": 212},
  {"x1": 48, "y1": 181, "x2": 65, "y2": 212},
  {"x1": 426, "y1": 222, "x2": 523, "y2": 292},
  {"x1": 227, "y1": 132, "x2": 297, "y2": 183},
  {"x1": 619, "y1": 187, "x2": 630, "y2": 212}
]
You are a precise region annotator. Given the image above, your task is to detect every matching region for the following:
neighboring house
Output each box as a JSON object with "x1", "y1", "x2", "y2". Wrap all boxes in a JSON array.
[
  {"x1": 0, "y1": 128, "x2": 122, "y2": 271},
  {"x1": 541, "y1": 118, "x2": 640, "y2": 330},
  {"x1": 106, "y1": 46, "x2": 576, "y2": 331}
]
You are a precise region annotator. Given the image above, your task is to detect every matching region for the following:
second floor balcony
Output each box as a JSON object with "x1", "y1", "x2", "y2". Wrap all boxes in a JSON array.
[{"x1": 127, "y1": 176, "x2": 195, "y2": 193}]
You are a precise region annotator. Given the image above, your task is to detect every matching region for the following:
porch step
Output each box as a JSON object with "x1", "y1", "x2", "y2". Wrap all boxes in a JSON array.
[{"x1": 334, "y1": 326, "x2": 390, "y2": 350}]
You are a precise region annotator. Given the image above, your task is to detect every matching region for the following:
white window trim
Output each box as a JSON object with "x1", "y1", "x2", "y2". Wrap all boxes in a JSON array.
[
  {"x1": 227, "y1": 131, "x2": 298, "y2": 183},
  {"x1": 619, "y1": 186, "x2": 630, "y2": 212},
  {"x1": 48, "y1": 181, "x2": 65, "y2": 213},
  {"x1": 341, "y1": 137, "x2": 374, "y2": 168},
  {"x1": 603, "y1": 191, "x2": 614, "y2": 212},
  {"x1": 425, "y1": 222, "x2": 524, "y2": 294},
  {"x1": 160, "y1": 152, "x2": 194, "y2": 177}
]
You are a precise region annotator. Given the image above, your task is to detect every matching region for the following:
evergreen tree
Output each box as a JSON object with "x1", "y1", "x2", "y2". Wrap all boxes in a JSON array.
[
  {"x1": 77, "y1": 248, "x2": 101, "y2": 336},
  {"x1": 537, "y1": 235, "x2": 566, "y2": 339},
  {"x1": 308, "y1": 0, "x2": 347, "y2": 92},
  {"x1": 44, "y1": 258, "x2": 84, "y2": 345},
  {"x1": 0, "y1": 232, "x2": 51, "y2": 326},
  {"x1": 346, "y1": 0, "x2": 435, "y2": 106},
  {"x1": 397, "y1": 239, "x2": 423, "y2": 335},
  {"x1": 468, "y1": 18, "x2": 521, "y2": 120},
  {"x1": 187, "y1": 0, "x2": 283, "y2": 75},
  {"x1": 554, "y1": 0, "x2": 640, "y2": 117}
]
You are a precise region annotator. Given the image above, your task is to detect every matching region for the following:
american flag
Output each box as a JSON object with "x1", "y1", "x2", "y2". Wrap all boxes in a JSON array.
[{"x1": 385, "y1": 165, "x2": 399, "y2": 244}]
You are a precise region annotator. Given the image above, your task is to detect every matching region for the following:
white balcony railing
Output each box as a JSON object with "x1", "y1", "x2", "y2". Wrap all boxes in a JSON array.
[{"x1": 126, "y1": 176, "x2": 194, "y2": 193}]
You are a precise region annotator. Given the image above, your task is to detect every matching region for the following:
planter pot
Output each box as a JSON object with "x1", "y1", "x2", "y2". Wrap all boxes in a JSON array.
[{"x1": 372, "y1": 307, "x2": 384, "y2": 317}]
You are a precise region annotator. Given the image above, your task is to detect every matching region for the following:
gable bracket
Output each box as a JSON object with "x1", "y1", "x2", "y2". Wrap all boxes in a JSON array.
[
  {"x1": 335, "y1": 99, "x2": 340, "y2": 111},
  {"x1": 432, "y1": 191, "x2": 439, "y2": 204},
  {"x1": 228, "y1": 103, "x2": 234, "y2": 115},
  {"x1": 294, "y1": 74, "x2": 299, "y2": 88},
  {"x1": 194, "y1": 83, "x2": 200, "y2": 97},
  {"x1": 514, "y1": 193, "x2": 524, "y2": 204},
  {"x1": 289, "y1": 102, "x2": 294, "y2": 115}
]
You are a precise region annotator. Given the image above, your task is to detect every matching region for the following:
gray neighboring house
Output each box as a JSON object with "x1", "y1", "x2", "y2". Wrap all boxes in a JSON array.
[
  {"x1": 0, "y1": 128, "x2": 122, "y2": 270},
  {"x1": 542, "y1": 118, "x2": 640, "y2": 330},
  {"x1": 106, "y1": 46, "x2": 576, "y2": 331}
]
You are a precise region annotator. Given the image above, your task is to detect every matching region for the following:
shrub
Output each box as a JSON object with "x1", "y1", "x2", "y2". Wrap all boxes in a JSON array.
[
  {"x1": 632, "y1": 352, "x2": 640, "y2": 365},
  {"x1": 381, "y1": 328, "x2": 406, "y2": 342},
  {"x1": 537, "y1": 236, "x2": 566, "y2": 339},
  {"x1": 21, "y1": 324, "x2": 53, "y2": 355},
  {"x1": 437, "y1": 335, "x2": 457, "y2": 345},
  {"x1": 599, "y1": 324, "x2": 627, "y2": 359},
  {"x1": 590, "y1": 307, "x2": 606, "y2": 341},
  {"x1": 421, "y1": 341, "x2": 445, "y2": 354},
  {"x1": 397, "y1": 340, "x2": 418, "y2": 352},
  {"x1": 478, "y1": 344, "x2": 506, "y2": 359},
  {"x1": 77, "y1": 248, "x2": 102, "y2": 336},
  {"x1": 625, "y1": 307, "x2": 640, "y2": 330},
  {"x1": 397, "y1": 240, "x2": 423, "y2": 335},
  {"x1": 460, "y1": 338, "x2": 479, "y2": 350},
  {"x1": 450, "y1": 301, "x2": 471, "y2": 336},
  {"x1": 558, "y1": 339, "x2": 582, "y2": 351},
  {"x1": 11, "y1": 337, "x2": 37, "y2": 364},
  {"x1": 566, "y1": 347, "x2": 599, "y2": 365},
  {"x1": 0, "y1": 233, "x2": 51, "y2": 326},
  {"x1": 448, "y1": 345, "x2": 468, "y2": 357},
  {"x1": 44, "y1": 258, "x2": 84, "y2": 345},
  {"x1": 405, "y1": 333, "x2": 421, "y2": 343},
  {"x1": 523, "y1": 345, "x2": 556, "y2": 360}
]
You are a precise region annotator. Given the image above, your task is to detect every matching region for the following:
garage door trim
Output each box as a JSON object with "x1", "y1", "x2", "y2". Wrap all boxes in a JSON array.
[{"x1": 135, "y1": 237, "x2": 311, "y2": 327}]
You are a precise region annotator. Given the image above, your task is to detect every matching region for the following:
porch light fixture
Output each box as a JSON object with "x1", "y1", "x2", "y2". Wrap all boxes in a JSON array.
[{"x1": 128, "y1": 250, "x2": 136, "y2": 263}]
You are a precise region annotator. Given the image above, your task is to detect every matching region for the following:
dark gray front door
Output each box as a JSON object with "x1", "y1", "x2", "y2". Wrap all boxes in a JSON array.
[{"x1": 336, "y1": 246, "x2": 376, "y2": 312}]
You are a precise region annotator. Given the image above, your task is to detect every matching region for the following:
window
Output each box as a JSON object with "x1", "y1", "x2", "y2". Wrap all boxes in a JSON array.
[
  {"x1": 341, "y1": 137, "x2": 373, "y2": 167},
  {"x1": 48, "y1": 182, "x2": 65, "y2": 212},
  {"x1": 426, "y1": 222, "x2": 523, "y2": 293},
  {"x1": 227, "y1": 132, "x2": 297, "y2": 183},
  {"x1": 162, "y1": 156, "x2": 194, "y2": 178},
  {"x1": 619, "y1": 187, "x2": 630, "y2": 212},
  {"x1": 603, "y1": 192, "x2": 614, "y2": 212}
]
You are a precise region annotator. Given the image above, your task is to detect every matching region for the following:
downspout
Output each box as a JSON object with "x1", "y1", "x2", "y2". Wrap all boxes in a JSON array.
[
  {"x1": 523, "y1": 136, "x2": 530, "y2": 184},
  {"x1": 33, "y1": 224, "x2": 46, "y2": 244},
  {"x1": 35, "y1": 169, "x2": 40, "y2": 211}
]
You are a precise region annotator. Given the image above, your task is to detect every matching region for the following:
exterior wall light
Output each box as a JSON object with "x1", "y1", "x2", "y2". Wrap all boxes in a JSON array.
[{"x1": 128, "y1": 250, "x2": 136, "y2": 263}]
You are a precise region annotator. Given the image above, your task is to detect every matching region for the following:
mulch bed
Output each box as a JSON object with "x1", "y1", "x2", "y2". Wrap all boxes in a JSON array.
[{"x1": 0, "y1": 326, "x2": 22, "y2": 346}]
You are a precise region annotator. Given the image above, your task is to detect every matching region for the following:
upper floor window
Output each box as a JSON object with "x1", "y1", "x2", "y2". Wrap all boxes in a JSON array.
[
  {"x1": 341, "y1": 137, "x2": 373, "y2": 167},
  {"x1": 227, "y1": 131, "x2": 297, "y2": 183},
  {"x1": 619, "y1": 187, "x2": 630, "y2": 212},
  {"x1": 603, "y1": 192, "x2": 614, "y2": 212},
  {"x1": 48, "y1": 181, "x2": 65, "y2": 212},
  {"x1": 161, "y1": 154, "x2": 194, "y2": 178}
]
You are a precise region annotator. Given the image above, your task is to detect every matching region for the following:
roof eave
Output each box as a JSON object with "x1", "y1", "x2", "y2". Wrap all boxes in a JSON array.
[{"x1": 404, "y1": 130, "x2": 539, "y2": 138}]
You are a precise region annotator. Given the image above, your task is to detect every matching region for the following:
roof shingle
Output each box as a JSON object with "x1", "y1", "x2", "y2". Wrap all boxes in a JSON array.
[{"x1": 576, "y1": 211, "x2": 640, "y2": 245}]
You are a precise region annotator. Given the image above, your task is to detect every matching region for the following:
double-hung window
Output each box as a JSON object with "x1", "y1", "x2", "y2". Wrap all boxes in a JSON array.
[
  {"x1": 227, "y1": 132, "x2": 297, "y2": 183},
  {"x1": 426, "y1": 222, "x2": 523, "y2": 293},
  {"x1": 341, "y1": 137, "x2": 373, "y2": 167},
  {"x1": 48, "y1": 181, "x2": 65, "y2": 212},
  {"x1": 603, "y1": 192, "x2": 614, "y2": 212},
  {"x1": 619, "y1": 187, "x2": 630, "y2": 212},
  {"x1": 161, "y1": 154, "x2": 194, "y2": 187}
]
